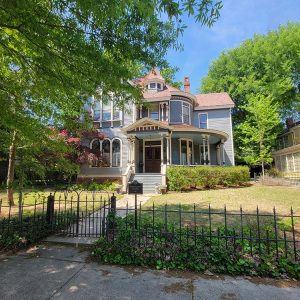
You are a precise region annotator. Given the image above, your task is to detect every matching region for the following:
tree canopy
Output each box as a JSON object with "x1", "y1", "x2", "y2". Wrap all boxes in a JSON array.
[
  {"x1": 1, "y1": 0, "x2": 223, "y2": 136},
  {"x1": 200, "y1": 23, "x2": 300, "y2": 163},
  {"x1": 0, "y1": 0, "x2": 223, "y2": 201},
  {"x1": 238, "y1": 94, "x2": 281, "y2": 175}
]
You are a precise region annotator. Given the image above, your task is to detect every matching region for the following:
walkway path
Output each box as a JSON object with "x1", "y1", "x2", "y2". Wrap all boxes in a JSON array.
[
  {"x1": 44, "y1": 193, "x2": 153, "y2": 244},
  {"x1": 0, "y1": 243, "x2": 299, "y2": 300}
]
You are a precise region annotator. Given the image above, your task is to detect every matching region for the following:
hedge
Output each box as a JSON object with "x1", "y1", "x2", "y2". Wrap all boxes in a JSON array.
[{"x1": 167, "y1": 166, "x2": 250, "y2": 191}]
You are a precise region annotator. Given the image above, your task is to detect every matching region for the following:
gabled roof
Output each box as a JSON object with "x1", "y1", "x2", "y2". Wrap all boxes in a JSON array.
[
  {"x1": 194, "y1": 92, "x2": 234, "y2": 110},
  {"x1": 122, "y1": 118, "x2": 173, "y2": 133},
  {"x1": 134, "y1": 68, "x2": 165, "y2": 86},
  {"x1": 142, "y1": 84, "x2": 180, "y2": 99}
]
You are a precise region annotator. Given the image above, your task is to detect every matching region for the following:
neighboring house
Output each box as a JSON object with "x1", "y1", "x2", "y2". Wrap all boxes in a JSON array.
[
  {"x1": 272, "y1": 119, "x2": 300, "y2": 174},
  {"x1": 78, "y1": 68, "x2": 235, "y2": 192}
]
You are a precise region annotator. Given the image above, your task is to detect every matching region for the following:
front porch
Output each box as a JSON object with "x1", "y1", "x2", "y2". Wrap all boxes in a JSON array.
[{"x1": 121, "y1": 118, "x2": 229, "y2": 192}]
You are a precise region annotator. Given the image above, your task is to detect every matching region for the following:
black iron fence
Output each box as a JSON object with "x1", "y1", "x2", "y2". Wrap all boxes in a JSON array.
[
  {"x1": 0, "y1": 190, "x2": 112, "y2": 244},
  {"x1": 106, "y1": 203, "x2": 300, "y2": 262},
  {"x1": 0, "y1": 191, "x2": 299, "y2": 262}
]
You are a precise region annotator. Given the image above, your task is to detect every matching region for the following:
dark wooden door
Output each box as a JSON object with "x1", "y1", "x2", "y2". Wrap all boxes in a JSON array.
[{"x1": 145, "y1": 145, "x2": 161, "y2": 173}]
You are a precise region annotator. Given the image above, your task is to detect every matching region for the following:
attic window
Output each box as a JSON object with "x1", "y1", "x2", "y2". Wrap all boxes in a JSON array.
[
  {"x1": 157, "y1": 83, "x2": 161, "y2": 90},
  {"x1": 148, "y1": 82, "x2": 162, "y2": 91},
  {"x1": 149, "y1": 83, "x2": 156, "y2": 89}
]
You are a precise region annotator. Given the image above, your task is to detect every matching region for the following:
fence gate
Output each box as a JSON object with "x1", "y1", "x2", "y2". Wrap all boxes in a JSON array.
[{"x1": 51, "y1": 190, "x2": 112, "y2": 238}]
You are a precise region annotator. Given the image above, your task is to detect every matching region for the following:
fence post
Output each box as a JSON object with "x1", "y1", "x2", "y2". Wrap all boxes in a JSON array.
[
  {"x1": 46, "y1": 193, "x2": 55, "y2": 226},
  {"x1": 76, "y1": 192, "x2": 80, "y2": 236},
  {"x1": 111, "y1": 193, "x2": 116, "y2": 213}
]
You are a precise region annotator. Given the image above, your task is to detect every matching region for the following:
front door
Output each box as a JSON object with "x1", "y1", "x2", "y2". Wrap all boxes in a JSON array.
[{"x1": 145, "y1": 141, "x2": 161, "y2": 173}]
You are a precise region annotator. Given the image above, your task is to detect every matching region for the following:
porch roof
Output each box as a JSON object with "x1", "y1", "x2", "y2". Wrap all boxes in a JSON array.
[
  {"x1": 122, "y1": 119, "x2": 229, "y2": 142},
  {"x1": 172, "y1": 124, "x2": 229, "y2": 141}
]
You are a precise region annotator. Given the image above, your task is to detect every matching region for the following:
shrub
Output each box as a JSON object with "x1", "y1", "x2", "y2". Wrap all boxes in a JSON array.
[
  {"x1": 167, "y1": 166, "x2": 250, "y2": 191},
  {"x1": 91, "y1": 214, "x2": 299, "y2": 279},
  {"x1": 0, "y1": 211, "x2": 76, "y2": 252}
]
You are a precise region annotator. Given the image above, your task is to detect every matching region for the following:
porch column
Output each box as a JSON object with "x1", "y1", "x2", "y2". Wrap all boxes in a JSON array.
[
  {"x1": 170, "y1": 134, "x2": 172, "y2": 165},
  {"x1": 216, "y1": 144, "x2": 221, "y2": 165},
  {"x1": 166, "y1": 135, "x2": 170, "y2": 165},
  {"x1": 220, "y1": 139, "x2": 225, "y2": 165},
  {"x1": 161, "y1": 137, "x2": 164, "y2": 165},
  {"x1": 207, "y1": 136, "x2": 211, "y2": 165},
  {"x1": 203, "y1": 138, "x2": 206, "y2": 165},
  {"x1": 127, "y1": 138, "x2": 131, "y2": 165},
  {"x1": 132, "y1": 137, "x2": 136, "y2": 172}
]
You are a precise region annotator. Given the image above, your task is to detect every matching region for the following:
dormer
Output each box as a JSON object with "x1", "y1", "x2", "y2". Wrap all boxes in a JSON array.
[
  {"x1": 147, "y1": 82, "x2": 163, "y2": 91},
  {"x1": 143, "y1": 68, "x2": 165, "y2": 92}
]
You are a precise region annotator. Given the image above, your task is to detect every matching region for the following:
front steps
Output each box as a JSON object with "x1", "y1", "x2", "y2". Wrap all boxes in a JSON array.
[{"x1": 130, "y1": 173, "x2": 162, "y2": 194}]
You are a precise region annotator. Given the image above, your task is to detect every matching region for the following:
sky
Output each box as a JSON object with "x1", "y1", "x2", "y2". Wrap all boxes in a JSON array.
[{"x1": 166, "y1": 0, "x2": 300, "y2": 94}]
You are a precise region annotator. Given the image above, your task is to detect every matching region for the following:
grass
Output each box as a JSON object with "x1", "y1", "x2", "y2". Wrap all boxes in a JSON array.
[
  {"x1": 0, "y1": 189, "x2": 122, "y2": 218},
  {"x1": 141, "y1": 184, "x2": 300, "y2": 233},
  {"x1": 144, "y1": 184, "x2": 300, "y2": 214}
]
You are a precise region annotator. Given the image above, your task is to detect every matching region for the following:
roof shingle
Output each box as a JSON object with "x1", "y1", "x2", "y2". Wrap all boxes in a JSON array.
[{"x1": 194, "y1": 92, "x2": 234, "y2": 108}]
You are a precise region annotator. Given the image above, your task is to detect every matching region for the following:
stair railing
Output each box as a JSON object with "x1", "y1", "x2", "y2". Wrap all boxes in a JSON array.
[{"x1": 122, "y1": 163, "x2": 134, "y2": 193}]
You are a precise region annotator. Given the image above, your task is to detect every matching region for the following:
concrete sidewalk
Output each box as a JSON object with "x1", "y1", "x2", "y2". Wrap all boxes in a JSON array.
[{"x1": 0, "y1": 243, "x2": 299, "y2": 300}]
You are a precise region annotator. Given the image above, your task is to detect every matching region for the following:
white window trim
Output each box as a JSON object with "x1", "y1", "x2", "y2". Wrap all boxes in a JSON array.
[
  {"x1": 89, "y1": 137, "x2": 122, "y2": 168},
  {"x1": 170, "y1": 100, "x2": 192, "y2": 124},
  {"x1": 179, "y1": 138, "x2": 194, "y2": 165},
  {"x1": 147, "y1": 82, "x2": 163, "y2": 91},
  {"x1": 198, "y1": 112, "x2": 208, "y2": 129},
  {"x1": 112, "y1": 138, "x2": 122, "y2": 168}
]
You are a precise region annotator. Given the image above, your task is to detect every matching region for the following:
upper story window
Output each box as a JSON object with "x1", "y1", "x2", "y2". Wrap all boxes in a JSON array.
[
  {"x1": 102, "y1": 102, "x2": 111, "y2": 121},
  {"x1": 147, "y1": 82, "x2": 163, "y2": 91},
  {"x1": 182, "y1": 103, "x2": 190, "y2": 124},
  {"x1": 199, "y1": 113, "x2": 208, "y2": 129},
  {"x1": 149, "y1": 82, "x2": 156, "y2": 89},
  {"x1": 138, "y1": 102, "x2": 167, "y2": 121},
  {"x1": 169, "y1": 100, "x2": 192, "y2": 125},
  {"x1": 92, "y1": 96, "x2": 122, "y2": 128},
  {"x1": 149, "y1": 103, "x2": 159, "y2": 120}
]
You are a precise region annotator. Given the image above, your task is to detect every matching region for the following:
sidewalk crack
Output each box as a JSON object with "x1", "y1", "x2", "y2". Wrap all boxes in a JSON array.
[{"x1": 46, "y1": 264, "x2": 86, "y2": 300}]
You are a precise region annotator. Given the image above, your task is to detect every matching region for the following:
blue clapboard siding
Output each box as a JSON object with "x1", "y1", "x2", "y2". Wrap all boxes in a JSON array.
[{"x1": 192, "y1": 109, "x2": 234, "y2": 165}]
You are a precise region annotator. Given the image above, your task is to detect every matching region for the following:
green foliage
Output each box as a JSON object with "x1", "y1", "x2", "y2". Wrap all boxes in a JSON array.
[
  {"x1": 0, "y1": 0, "x2": 223, "y2": 196},
  {"x1": 200, "y1": 23, "x2": 300, "y2": 162},
  {"x1": 160, "y1": 67, "x2": 183, "y2": 89},
  {"x1": 0, "y1": 211, "x2": 76, "y2": 252},
  {"x1": 91, "y1": 215, "x2": 299, "y2": 279},
  {"x1": 237, "y1": 94, "x2": 281, "y2": 173},
  {"x1": 167, "y1": 166, "x2": 250, "y2": 191},
  {"x1": 266, "y1": 167, "x2": 282, "y2": 178},
  {"x1": 78, "y1": 181, "x2": 120, "y2": 191}
]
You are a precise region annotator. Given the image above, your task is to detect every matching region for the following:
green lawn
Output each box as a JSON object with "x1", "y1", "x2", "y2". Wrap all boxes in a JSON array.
[
  {"x1": 144, "y1": 184, "x2": 300, "y2": 214},
  {"x1": 141, "y1": 184, "x2": 300, "y2": 232}
]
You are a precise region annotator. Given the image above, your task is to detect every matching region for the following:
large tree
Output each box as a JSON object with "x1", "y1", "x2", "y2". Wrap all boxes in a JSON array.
[
  {"x1": 200, "y1": 23, "x2": 300, "y2": 163},
  {"x1": 1, "y1": 0, "x2": 223, "y2": 203}
]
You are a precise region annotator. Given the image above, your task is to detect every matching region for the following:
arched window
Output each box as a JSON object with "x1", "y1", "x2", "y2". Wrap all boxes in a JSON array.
[
  {"x1": 102, "y1": 139, "x2": 110, "y2": 167},
  {"x1": 112, "y1": 139, "x2": 121, "y2": 167},
  {"x1": 89, "y1": 138, "x2": 122, "y2": 168}
]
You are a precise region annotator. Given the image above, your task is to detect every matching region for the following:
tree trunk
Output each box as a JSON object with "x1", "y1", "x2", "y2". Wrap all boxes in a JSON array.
[
  {"x1": 6, "y1": 130, "x2": 17, "y2": 206},
  {"x1": 261, "y1": 159, "x2": 265, "y2": 178}
]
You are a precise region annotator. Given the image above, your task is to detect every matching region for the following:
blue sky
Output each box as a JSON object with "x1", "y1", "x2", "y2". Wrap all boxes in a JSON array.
[{"x1": 167, "y1": 0, "x2": 300, "y2": 94}]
